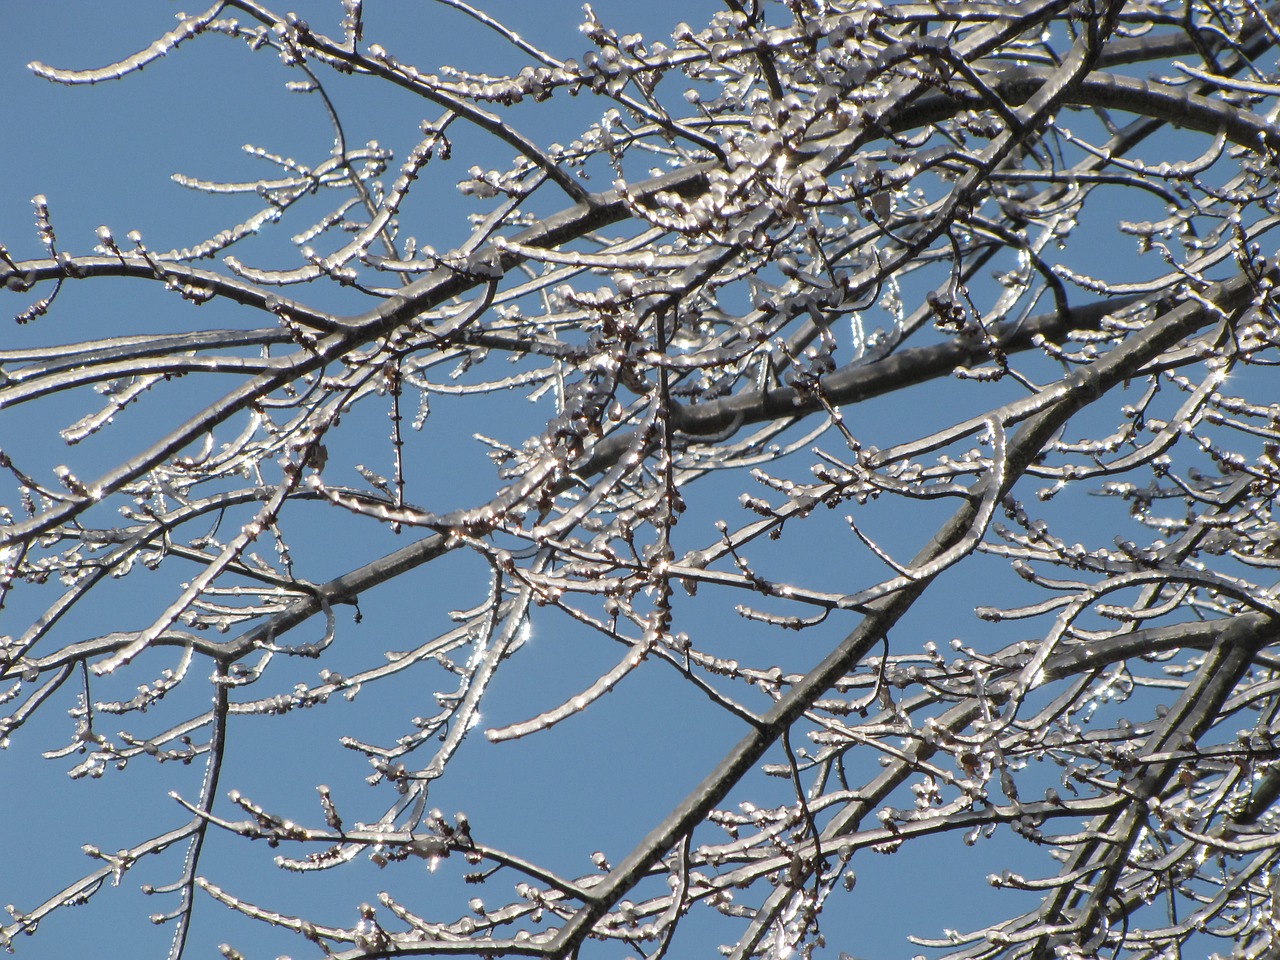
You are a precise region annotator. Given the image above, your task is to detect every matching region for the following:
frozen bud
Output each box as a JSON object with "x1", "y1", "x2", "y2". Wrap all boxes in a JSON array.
[{"x1": 454, "y1": 812, "x2": 472, "y2": 845}]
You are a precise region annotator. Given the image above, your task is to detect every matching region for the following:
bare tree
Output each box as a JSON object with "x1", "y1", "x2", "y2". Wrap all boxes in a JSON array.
[{"x1": 4, "y1": 1, "x2": 1280, "y2": 957}]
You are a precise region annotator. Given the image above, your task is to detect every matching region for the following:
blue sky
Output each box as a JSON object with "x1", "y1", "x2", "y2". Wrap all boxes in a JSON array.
[{"x1": 0, "y1": 4, "x2": 1210, "y2": 959}]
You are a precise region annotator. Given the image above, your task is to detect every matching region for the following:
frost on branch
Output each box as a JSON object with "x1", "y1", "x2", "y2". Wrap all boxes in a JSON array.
[{"x1": 5, "y1": 2, "x2": 1280, "y2": 959}]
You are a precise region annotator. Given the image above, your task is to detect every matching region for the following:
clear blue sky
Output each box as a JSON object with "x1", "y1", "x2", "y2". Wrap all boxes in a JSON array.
[{"x1": 0, "y1": 4, "x2": 1160, "y2": 959}]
